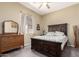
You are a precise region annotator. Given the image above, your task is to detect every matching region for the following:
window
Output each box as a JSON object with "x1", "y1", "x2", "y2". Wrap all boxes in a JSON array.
[
  {"x1": 21, "y1": 13, "x2": 33, "y2": 34},
  {"x1": 27, "y1": 16, "x2": 32, "y2": 29}
]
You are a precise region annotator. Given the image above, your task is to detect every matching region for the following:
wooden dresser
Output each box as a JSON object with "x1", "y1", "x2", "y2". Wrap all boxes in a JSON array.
[
  {"x1": 0, "y1": 34, "x2": 24, "y2": 53},
  {"x1": 74, "y1": 26, "x2": 79, "y2": 48}
]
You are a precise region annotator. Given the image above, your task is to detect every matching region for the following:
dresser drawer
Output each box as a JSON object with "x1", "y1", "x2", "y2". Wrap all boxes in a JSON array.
[{"x1": 0, "y1": 35, "x2": 24, "y2": 53}]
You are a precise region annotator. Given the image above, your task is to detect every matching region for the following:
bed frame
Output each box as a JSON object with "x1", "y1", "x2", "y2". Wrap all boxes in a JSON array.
[{"x1": 31, "y1": 23, "x2": 68, "y2": 57}]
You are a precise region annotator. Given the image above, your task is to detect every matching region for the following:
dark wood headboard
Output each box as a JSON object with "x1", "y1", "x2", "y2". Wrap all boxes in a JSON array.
[{"x1": 48, "y1": 23, "x2": 68, "y2": 35}]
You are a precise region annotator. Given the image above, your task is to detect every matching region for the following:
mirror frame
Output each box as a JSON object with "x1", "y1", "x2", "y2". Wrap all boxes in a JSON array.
[{"x1": 3, "y1": 20, "x2": 19, "y2": 34}]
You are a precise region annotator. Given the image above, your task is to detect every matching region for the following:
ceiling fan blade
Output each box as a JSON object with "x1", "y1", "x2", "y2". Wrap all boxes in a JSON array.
[
  {"x1": 39, "y1": 3, "x2": 43, "y2": 8},
  {"x1": 46, "y1": 3, "x2": 50, "y2": 9}
]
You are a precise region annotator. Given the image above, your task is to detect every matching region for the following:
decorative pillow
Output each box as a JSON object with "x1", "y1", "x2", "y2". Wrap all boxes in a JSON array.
[
  {"x1": 55, "y1": 31, "x2": 64, "y2": 36},
  {"x1": 46, "y1": 32, "x2": 55, "y2": 36}
]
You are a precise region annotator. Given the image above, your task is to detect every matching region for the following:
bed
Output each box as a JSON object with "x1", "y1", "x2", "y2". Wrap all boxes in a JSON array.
[{"x1": 31, "y1": 23, "x2": 68, "y2": 57}]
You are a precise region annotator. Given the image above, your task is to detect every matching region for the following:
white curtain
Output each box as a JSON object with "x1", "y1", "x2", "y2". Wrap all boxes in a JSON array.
[
  {"x1": 20, "y1": 12, "x2": 33, "y2": 46},
  {"x1": 21, "y1": 14, "x2": 27, "y2": 34}
]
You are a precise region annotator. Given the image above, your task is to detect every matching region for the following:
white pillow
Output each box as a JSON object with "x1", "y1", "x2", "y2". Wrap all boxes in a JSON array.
[
  {"x1": 46, "y1": 32, "x2": 55, "y2": 36},
  {"x1": 55, "y1": 31, "x2": 64, "y2": 36}
]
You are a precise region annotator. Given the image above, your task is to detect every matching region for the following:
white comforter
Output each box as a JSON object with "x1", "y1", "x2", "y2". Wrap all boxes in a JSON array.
[{"x1": 32, "y1": 35, "x2": 68, "y2": 50}]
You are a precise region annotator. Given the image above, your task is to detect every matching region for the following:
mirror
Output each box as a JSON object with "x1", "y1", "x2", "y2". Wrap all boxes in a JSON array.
[{"x1": 3, "y1": 20, "x2": 18, "y2": 34}]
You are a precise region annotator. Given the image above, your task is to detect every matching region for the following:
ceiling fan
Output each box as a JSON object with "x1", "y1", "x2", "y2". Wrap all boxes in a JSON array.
[{"x1": 39, "y1": 2, "x2": 50, "y2": 9}]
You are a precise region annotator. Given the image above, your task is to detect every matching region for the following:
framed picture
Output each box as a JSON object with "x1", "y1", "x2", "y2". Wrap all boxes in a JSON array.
[{"x1": 36, "y1": 24, "x2": 40, "y2": 30}]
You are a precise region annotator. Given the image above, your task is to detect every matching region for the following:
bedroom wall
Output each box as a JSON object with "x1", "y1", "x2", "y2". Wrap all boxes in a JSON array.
[
  {"x1": 0, "y1": 2, "x2": 42, "y2": 46},
  {"x1": 1, "y1": 2, "x2": 79, "y2": 47},
  {"x1": 42, "y1": 4, "x2": 79, "y2": 47}
]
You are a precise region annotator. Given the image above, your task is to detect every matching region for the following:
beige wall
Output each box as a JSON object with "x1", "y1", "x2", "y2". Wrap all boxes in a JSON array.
[
  {"x1": 1, "y1": 2, "x2": 79, "y2": 47},
  {"x1": 42, "y1": 4, "x2": 79, "y2": 46},
  {"x1": 0, "y1": 2, "x2": 42, "y2": 46}
]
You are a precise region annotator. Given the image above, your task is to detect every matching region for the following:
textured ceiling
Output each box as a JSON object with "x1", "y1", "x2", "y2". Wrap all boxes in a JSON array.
[{"x1": 20, "y1": 2, "x2": 78, "y2": 15}]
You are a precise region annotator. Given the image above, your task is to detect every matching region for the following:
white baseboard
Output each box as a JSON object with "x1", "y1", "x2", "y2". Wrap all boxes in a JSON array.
[
  {"x1": 24, "y1": 42, "x2": 31, "y2": 47},
  {"x1": 67, "y1": 44, "x2": 75, "y2": 47}
]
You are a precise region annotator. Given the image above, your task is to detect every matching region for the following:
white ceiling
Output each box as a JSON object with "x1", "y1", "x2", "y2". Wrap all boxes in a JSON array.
[{"x1": 20, "y1": 2, "x2": 78, "y2": 15}]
